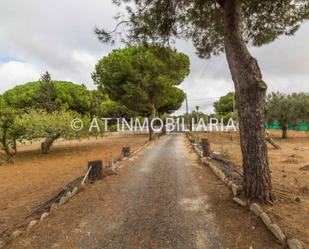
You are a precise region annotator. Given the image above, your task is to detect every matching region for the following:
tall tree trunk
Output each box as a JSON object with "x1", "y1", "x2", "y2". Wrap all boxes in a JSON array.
[
  {"x1": 148, "y1": 103, "x2": 156, "y2": 141},
  {"x1": 282, "y1": 125, "x2": 287, "y2": 139},
  {"x1": 41, "y1": 132, "x2": 61, "y2": 154},
  {"x1": 159, "y1": 113, "x2": 167, "y2": 135},
  {"x1": 222, "y1": 0, "x2": 274, "y2": 203},
  {"x1": 0, "y1": 126, "x2": 15, "y2": 164}
]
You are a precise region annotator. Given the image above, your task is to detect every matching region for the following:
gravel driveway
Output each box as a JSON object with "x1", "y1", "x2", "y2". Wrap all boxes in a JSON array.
[{"x1": 80, "y1": 133, "x2": 226, "y2": 249}]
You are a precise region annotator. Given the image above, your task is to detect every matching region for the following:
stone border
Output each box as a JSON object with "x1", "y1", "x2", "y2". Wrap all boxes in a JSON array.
[
  {"x1": 0, "y1": 140, "x2": 152, "y2": 249},
  {"x1": 0, "y1": 174, "x2": 87, "y2": 249},
  {"x1": 186, "y1": 133, "x2": 304, "y2": 249}
]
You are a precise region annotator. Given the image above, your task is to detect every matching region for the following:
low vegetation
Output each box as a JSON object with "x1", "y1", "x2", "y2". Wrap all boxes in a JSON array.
[{"x1": 265, "y1": 92, "x2": 309, "y2": 138}]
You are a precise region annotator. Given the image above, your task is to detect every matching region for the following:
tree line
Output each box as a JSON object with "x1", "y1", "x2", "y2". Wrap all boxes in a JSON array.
[
  {"x1": 0, "y1": 45, "x2": 189, "y2": 164},
  {"x1": 265, "y1": 92, "x2": 309, "y2": 138},
  {"x1": 212, "y1": 91, "x2": 309, "y2": 138},
  {"x1": 0, "y1": 72, "x2": 107, "y2": 164}
]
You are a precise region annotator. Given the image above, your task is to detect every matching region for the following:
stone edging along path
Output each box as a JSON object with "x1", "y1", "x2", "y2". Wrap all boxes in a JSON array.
[
  {"x1": 0, "y1": 140, "x2": 151, "y2": 249},
  {"x1": 186, "y1": 133, "x2": 304, "y2": 249}
]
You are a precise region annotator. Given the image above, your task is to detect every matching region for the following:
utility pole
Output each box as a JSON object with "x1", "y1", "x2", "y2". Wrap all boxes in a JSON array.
[
  {"x1": 186, "y1": 94, "x2": 189, "y2": 116},
  {"x1": 196, "y1": 105, "x2": 200, "y2": 122},
  {"x1": 185, "y1": 93, "x2": 189, "y2": 131}
]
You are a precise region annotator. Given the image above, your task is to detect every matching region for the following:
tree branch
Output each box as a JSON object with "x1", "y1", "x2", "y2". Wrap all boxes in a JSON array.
[{"x1": 95, "y1": 20, "x2": 130, "y2": 44}]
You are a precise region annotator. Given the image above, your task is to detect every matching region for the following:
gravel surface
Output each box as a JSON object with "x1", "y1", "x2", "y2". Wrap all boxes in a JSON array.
[{"x1": 80, "y1": 133, "x2": 226, "y2": 249}]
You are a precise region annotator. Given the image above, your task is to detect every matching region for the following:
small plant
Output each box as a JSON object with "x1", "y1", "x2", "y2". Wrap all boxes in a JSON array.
[{"x1": 220, "y1": 147, "x2": 231, "y2": 160}]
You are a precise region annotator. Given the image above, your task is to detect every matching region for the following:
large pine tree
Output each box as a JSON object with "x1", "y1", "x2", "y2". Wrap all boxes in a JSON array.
[
  {"x1": 37, "y1": 71, "x2": 59, "y2": 113},
  {"x1": 96, "y1": 0, "x2": 309, "y2": 203}
]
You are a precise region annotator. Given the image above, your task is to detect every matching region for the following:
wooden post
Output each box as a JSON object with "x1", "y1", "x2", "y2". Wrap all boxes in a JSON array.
[
  {"x1": 88, "y1": 160, "x2": 103, "y2": 181},
  {"x1": 265, "y1": 132, "x2": 281, "y2": 149},
  {"x1": 201, "y1": 138, "x2": 212, "y2": 158},
  {"x1": 122, "y1": 146, "x2": 130, "y2": 157}
]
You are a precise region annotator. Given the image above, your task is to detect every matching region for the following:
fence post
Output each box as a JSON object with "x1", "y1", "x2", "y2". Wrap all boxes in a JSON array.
[
  {"x1": 88, "y1": 160, "x2": 103, "y2": 181},
  {"x1": 122, "y1": 146, "x2": 130, "y2": 157},
  {"x1": 201, "y1": 138, "x2": 212, "y2": 158}
]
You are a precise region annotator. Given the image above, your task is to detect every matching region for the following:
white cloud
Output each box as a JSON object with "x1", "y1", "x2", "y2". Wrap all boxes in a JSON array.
[
  {"x1": 72, "y1": 50, "x2": 97, "y2": 66},
  {"x1": 70, "y1": 50, "x2": 100, "y2": 88},
  {"x1": 0, "y1": 1, "x2": 308, "y2": 114},
  {"x1": 0, "y1": 61, "x2": 41, "y2": 92}
]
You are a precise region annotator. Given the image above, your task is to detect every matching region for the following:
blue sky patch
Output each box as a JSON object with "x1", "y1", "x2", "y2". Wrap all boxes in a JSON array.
[{"x1": 0, "y1": 55, "x2": 19, "y2": 63}]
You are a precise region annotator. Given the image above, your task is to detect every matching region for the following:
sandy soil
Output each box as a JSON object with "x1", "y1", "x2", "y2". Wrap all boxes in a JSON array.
[
  {"x1": 0, "y1": 134, "x2": 148, "y2": 240},
  {"x1": 195, "y1": 130, "x2": 309, "y2": 246},
  {"x1": 8, "y1": 134, "x2": 280, "y2": 249}
]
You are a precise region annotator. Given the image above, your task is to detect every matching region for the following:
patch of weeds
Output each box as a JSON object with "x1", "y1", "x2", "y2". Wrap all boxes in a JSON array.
[{"x1": 220, "y1": 147, "x2": 231, "y2": 160}]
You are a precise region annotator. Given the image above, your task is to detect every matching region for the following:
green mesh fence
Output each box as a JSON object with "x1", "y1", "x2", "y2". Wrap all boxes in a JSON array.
[{"x1": 265, "y1": 121, "x2": 309, "y2": 131}]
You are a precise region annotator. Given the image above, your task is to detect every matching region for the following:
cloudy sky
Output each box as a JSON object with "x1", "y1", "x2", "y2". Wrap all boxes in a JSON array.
[{"x1": 0, "y1": 0, "x2": 308, "y2": 114}]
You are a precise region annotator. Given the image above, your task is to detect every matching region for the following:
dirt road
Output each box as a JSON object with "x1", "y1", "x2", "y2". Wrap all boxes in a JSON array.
[{"x1": 9, "y1": 134, "x2": 279, "y2": 249}]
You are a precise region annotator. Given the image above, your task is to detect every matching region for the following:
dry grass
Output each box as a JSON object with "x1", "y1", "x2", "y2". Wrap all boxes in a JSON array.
[
  {"x1": 196, "y1": 130, "x2": 309, "y2": 245},
  {"x1": 0, "y1": 134, "x2": 148, "y2": 239}
]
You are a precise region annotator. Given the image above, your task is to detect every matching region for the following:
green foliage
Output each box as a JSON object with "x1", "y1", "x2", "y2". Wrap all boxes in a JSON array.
[
  {"x1": 158, "y1": 88, "x2": 186, "y2": 114},
  {"x1": 95, "y1": 0, "x2": 309, "y2": 201},
  {"x1": 99, "y1": 99, "x2": 136, "y2": 118},
  {"x1": 265, "y1": 92, "x2": 309, "y2": 137},
  {"x1": 266, "y1": 92, "x2": 294, "y2": 125},
  {"x1": 92, "y1": 44, "x2": 190, "y2": 114},
  {"x1": 56, "y1": 82, "x2": 92, "y2": 114},
  {"x1": 89, "y1": 90, "x2": 108, "y2": 118},
  {"x1": 97, "y1": 0, "x2": 309, "y2": 58},
  {"x1": 2, "y1": 82, "x2": 40, "y2": 109},
  {"x1": 23, "y1": 110, "x2": 104, "y2": 140},
  {"x1": 176, "y1": 110, "x2": 209, "y2": 125},
  {"x1": 0, "y1": 109, "x2": 17, "y2": 154},
  {"x1": 88, "y1": 90, "x2": 136, "y2": 119},
  {"x1": 0, "y1": 95, "x2": 4, "y2": 108},
  {"x1": 190, "y1": 110, "x2": 209, "y2": 123},
  {"x1": 22, "y1": 111, "x2": 78, "y2": 140},
  {"x1": 0, "y1": 108, "x2": 29, "y2": 163},
  {"x1": 222, "y1": 112, "x2": 235, "y2": 125},
  {"x1": 291, "y1": 92, "x2": 309, "y2": 122},
  {"x1": 29, "y1": 111, "x2": 105, "y2": 154},
  {"x1": 36, "y1": 71, "x2": 60, "y2": 113},
  {"x1": 0, "y1": 76, "x2": 114, "y2": 157},
  {"x1": 0, "y1": 109, "x2": 105, "y2": 161},
  {"x1": 213, "y1": 92, "x2": 236, "y2": 124},
  {"x1": 2, "y1": 81, "x2": 92, "y2": 114},
  {"x1": 213, "y1": 92, "x2": 235, "y2": 115}
]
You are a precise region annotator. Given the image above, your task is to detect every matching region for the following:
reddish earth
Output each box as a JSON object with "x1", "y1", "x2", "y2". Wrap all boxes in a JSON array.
[
  {"x1": 196, "y1": 130, "x2": 309, "y2": 246},
  {"x1": 0, "y1": 134, "x2": 148, "y2": 240},
  {"x1": 1, "y1": 132, "x2": 307, "y2": 248},
  {"x1": 8, "y1": 134, "x2": 280, "y2": 249}
]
